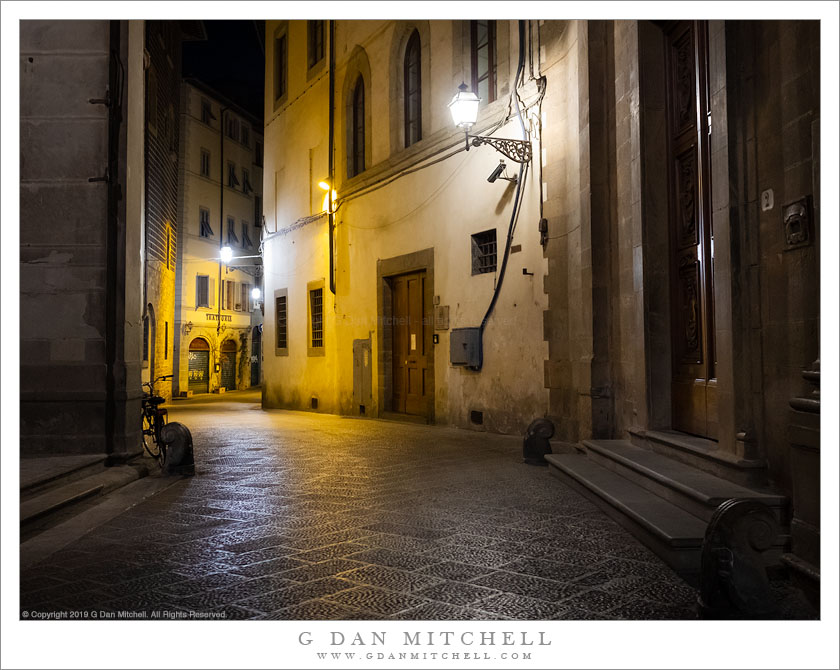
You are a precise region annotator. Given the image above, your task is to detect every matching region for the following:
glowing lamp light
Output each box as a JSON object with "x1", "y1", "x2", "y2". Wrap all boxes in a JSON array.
[
  {"x1": 220, "y1": 246, "x2": 233, "y2": 264},
  {"x1": 318, "y1": 181, "x2": 331, "y2": 191},
  {"x1": 448, "y1": 82, "x2": 480, "y2": 129},
  {"x1": 251, "y1": 287, "x2": 261, "y2": 301}
]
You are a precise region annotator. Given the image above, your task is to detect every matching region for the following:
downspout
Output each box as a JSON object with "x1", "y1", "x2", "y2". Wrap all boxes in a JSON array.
[
  {"x1": 104, "y1": 20, "x2": 124, "y2": 461},
  {"x1": 218, "y1": 106, "x2": 229, "y2": 334},
  {"x1": 328, "y1": 19, "x2": 336, "y2": 295},
  {"x1": 476, "y1": 20, "x2": 529, "y2": 370}
]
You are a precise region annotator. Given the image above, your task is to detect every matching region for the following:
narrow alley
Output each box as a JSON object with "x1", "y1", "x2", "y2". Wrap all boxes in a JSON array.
[{"x1": 21, "y1": 392, "x2": 699, "y2": 620}]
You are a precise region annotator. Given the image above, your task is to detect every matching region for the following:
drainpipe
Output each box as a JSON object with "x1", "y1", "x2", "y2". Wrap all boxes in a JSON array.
[
  {"x1": 218, "y1": 105, "x2": 230, "y2": 334},
  {"x1": 328, "y1": 20, "x2": 336, "y2": 295},
  {"x1": 104, "y1": 20, "x2": 124, "y2": 462}
]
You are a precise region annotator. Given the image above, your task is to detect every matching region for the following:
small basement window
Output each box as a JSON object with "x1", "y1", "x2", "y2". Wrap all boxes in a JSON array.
[{"x1": 471, "y1": 229, "x2": 497, "y2": 275}]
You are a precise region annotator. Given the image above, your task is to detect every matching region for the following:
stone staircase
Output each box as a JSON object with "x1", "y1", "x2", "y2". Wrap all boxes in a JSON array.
[
  {"x1": 546, "y1": 438, "x2": 786, "y2": 582},
  {"x1": 20, "y1": 456, "x2": 149, "y2": 542}
]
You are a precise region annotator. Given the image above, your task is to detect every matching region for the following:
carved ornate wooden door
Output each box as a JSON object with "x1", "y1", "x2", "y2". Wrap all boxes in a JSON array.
[
  {"x1": 665, "y1": 21, "x2": 718, "y2": 439},
  {"x1": 391, "y1": 272, "x2": 430, "y2": 416}
]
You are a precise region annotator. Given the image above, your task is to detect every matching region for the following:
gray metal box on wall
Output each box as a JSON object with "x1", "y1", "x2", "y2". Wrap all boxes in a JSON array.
[
  {"x1": 450, "y1": 327, "x2": 481, "y2": 369},
  {"x1": 353, "y1": 338, "x2": 372, "y2": 413}
]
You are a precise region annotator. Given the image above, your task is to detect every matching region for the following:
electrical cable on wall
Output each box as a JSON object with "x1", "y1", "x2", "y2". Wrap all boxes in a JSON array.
[{"x1": 474, "y1": 19, "x2": 530, "y2": 371}]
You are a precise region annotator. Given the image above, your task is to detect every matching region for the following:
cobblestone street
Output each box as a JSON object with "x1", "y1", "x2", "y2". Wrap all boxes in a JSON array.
[{"x1": 21, "y1": 392, "x2": 699, "y2": 620}]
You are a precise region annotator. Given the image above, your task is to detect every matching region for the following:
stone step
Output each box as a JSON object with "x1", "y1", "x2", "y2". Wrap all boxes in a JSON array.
[
  {"x1": 545, "y1": 452, "x2": 706, "y2": 578},
  {"x1": 20, "y1": 455, "x2": 107, "y2": 499},
  {"x1": 629, "y1": 429, "x2": 767, "y2": 488},
  {"x1": 20, "y1": 463, "x2": 149, "y2": 535},
  {"x1": 583, "y1": 439, "x2": 786, "y2": 522}
]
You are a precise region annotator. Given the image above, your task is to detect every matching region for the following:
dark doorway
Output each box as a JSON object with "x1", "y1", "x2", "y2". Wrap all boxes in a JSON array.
[
  {"x1": 665, "y1": 20, "x2": 718, "y2": 439},
  {"x1": 188, "y1": 337, "x2": 210, "y2": 393},
  {"x1": 390, "y1": 271, "x2": 431, "y2": 416},
  {"x1": 220, "y1": 338, "x2": 237, "y2": 391},
  {"x1": 251, "y1": 326, "x2": 261, "y2": 387}
]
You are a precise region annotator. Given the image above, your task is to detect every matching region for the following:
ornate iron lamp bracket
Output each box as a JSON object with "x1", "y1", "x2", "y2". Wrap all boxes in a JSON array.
[{"x1": 468, "y1": 134, "x2": 532, "y2": 164}]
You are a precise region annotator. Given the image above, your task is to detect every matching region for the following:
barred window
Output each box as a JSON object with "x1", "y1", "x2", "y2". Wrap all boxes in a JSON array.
[
  {"x1": 471, "y1": 229, "x2": 497, "y2": 275},
  {"x1": 276, "y1": 295, "x2": 288, "y2": 350},
  {"x1": 309, "y1": 287, "x2": 323, "y2": 349}
]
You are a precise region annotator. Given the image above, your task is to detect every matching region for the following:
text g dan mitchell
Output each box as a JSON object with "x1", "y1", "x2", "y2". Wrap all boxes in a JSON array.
[{"x1": 298, "y1": 631, "x2": 552, "y2": 647}]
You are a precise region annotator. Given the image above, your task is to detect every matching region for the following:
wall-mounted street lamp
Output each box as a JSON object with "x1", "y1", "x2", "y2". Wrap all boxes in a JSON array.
[
  {"x1": 318, "y1": 180, "x2": 338, "y2": 214},
  {"x1": 448, "y1": 83, "x2": 532, "y2": 164}
]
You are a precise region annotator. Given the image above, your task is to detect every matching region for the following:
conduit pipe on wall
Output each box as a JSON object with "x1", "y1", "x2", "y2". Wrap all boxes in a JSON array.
[
  {"x1": 105, "y1": 20, "x2": 125, "y2": 462},
  {"x1": 474, "y1": 19, "x2": 530, "y2": 371},
  {"x1": 328, "y1": 20, "x2": 336, "y2": 295},
  {"x1": 218, "y1": 105, "x2": 230, "y2": 334}
]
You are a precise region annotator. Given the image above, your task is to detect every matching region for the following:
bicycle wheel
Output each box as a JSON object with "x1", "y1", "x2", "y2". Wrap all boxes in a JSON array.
[{"x1": 141, "y1": 411, "x2": 162, "y2": 462}]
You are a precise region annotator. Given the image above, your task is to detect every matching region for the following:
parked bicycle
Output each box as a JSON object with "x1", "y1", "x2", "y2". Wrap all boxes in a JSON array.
[{"x1": 141, "y1": 374, "x2": 173, "y2": 466}]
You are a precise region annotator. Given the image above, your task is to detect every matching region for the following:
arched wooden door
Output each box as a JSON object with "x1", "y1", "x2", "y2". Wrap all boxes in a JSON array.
[
  {"x1": 188, "y1": 337, "x2": 210, "y2": 394},
  {"x1": 220, "y1": 338, "x2": 237, "y2": 391}
]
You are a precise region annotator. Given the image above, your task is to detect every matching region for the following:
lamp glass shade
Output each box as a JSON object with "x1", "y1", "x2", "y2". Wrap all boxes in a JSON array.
[
  {"x1": 220, "y1": 246, "x2": 233, "y2": 263},
  {"x1": 448, "y1": 87, "x2": 480, "y2": 128},
  {"x1": 251, "y1": 287, "x2": 261, "y2": 301}
]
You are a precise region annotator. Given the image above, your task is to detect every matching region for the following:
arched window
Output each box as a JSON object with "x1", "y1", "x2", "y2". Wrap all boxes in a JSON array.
[
  {"x1": 403, "y1": 30, "x2": 421, "y2": 147},
  {"x1": 350, "y1": 76, "x2": 366, "y2": 177}
]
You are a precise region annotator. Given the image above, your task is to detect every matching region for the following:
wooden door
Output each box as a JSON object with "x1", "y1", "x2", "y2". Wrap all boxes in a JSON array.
[
  {"x1": 665, "y1": 20, "x2": 718, "y2": 439},
  {"x1": 391, "y1": 272, "x2": 430, "y2": 416},
  {"x1": 250, "y1": 326, "x2": 261, "y2": 387},
  {"x1": 220, "y1": 339, "x2": 237, "y2": 391}
]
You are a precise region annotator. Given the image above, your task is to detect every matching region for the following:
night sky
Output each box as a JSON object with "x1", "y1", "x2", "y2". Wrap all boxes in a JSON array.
[{"x1": 182, "y1": 20, "x2": 265, "y2": 120}]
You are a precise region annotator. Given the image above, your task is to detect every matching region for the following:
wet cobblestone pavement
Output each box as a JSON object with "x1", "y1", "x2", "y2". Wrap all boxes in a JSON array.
[{"x1": 21, "y1": 392, "x2": 701, "y2": 620}]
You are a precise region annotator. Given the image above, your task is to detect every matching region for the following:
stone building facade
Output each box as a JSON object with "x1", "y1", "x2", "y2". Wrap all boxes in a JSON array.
[
  {"x1": 19, "y1": 20, "x2": 205, "y2": 457},
  {"x1": 173, "y1": 81, "x2": 264, "y2": 396},
  {"x1": 261, "y1": 19, "x2": 820, "y2": 595},
  {"x1": 20, "y1": 21, "x2": 147, "y2": 458},
  {"x1": 262, "y1": 20, "x2": 548, "y2": 433},
  {"x1": 142, "y1": 21, "x2": 184, "y2": 400}
]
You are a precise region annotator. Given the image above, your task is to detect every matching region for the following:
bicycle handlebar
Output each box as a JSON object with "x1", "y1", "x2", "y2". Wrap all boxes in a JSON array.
[{"x1": 142, "y1": 374, "x2": 173, "y2": 392}]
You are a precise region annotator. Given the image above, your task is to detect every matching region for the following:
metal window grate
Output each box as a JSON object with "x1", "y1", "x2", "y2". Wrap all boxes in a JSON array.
[
  {"x1": 310, "y1": 288, "x2": 323, "y2": 348},
  {"x1": 276, "y1": 296, "x2": 287, "y2": 349},
  {"x1": 471, "y1": 229, "x2": 497, "y2": 275}
]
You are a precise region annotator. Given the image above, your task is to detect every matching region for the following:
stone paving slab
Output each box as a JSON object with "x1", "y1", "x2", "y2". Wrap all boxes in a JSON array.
[{"x1": 19, "y1": 394, "x2": 716, "y2": 620}]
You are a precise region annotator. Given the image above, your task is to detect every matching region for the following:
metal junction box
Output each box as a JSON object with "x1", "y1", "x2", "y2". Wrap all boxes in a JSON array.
[{"x1": 450, "y1": 327, "x2": 482, "y2": 369}]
